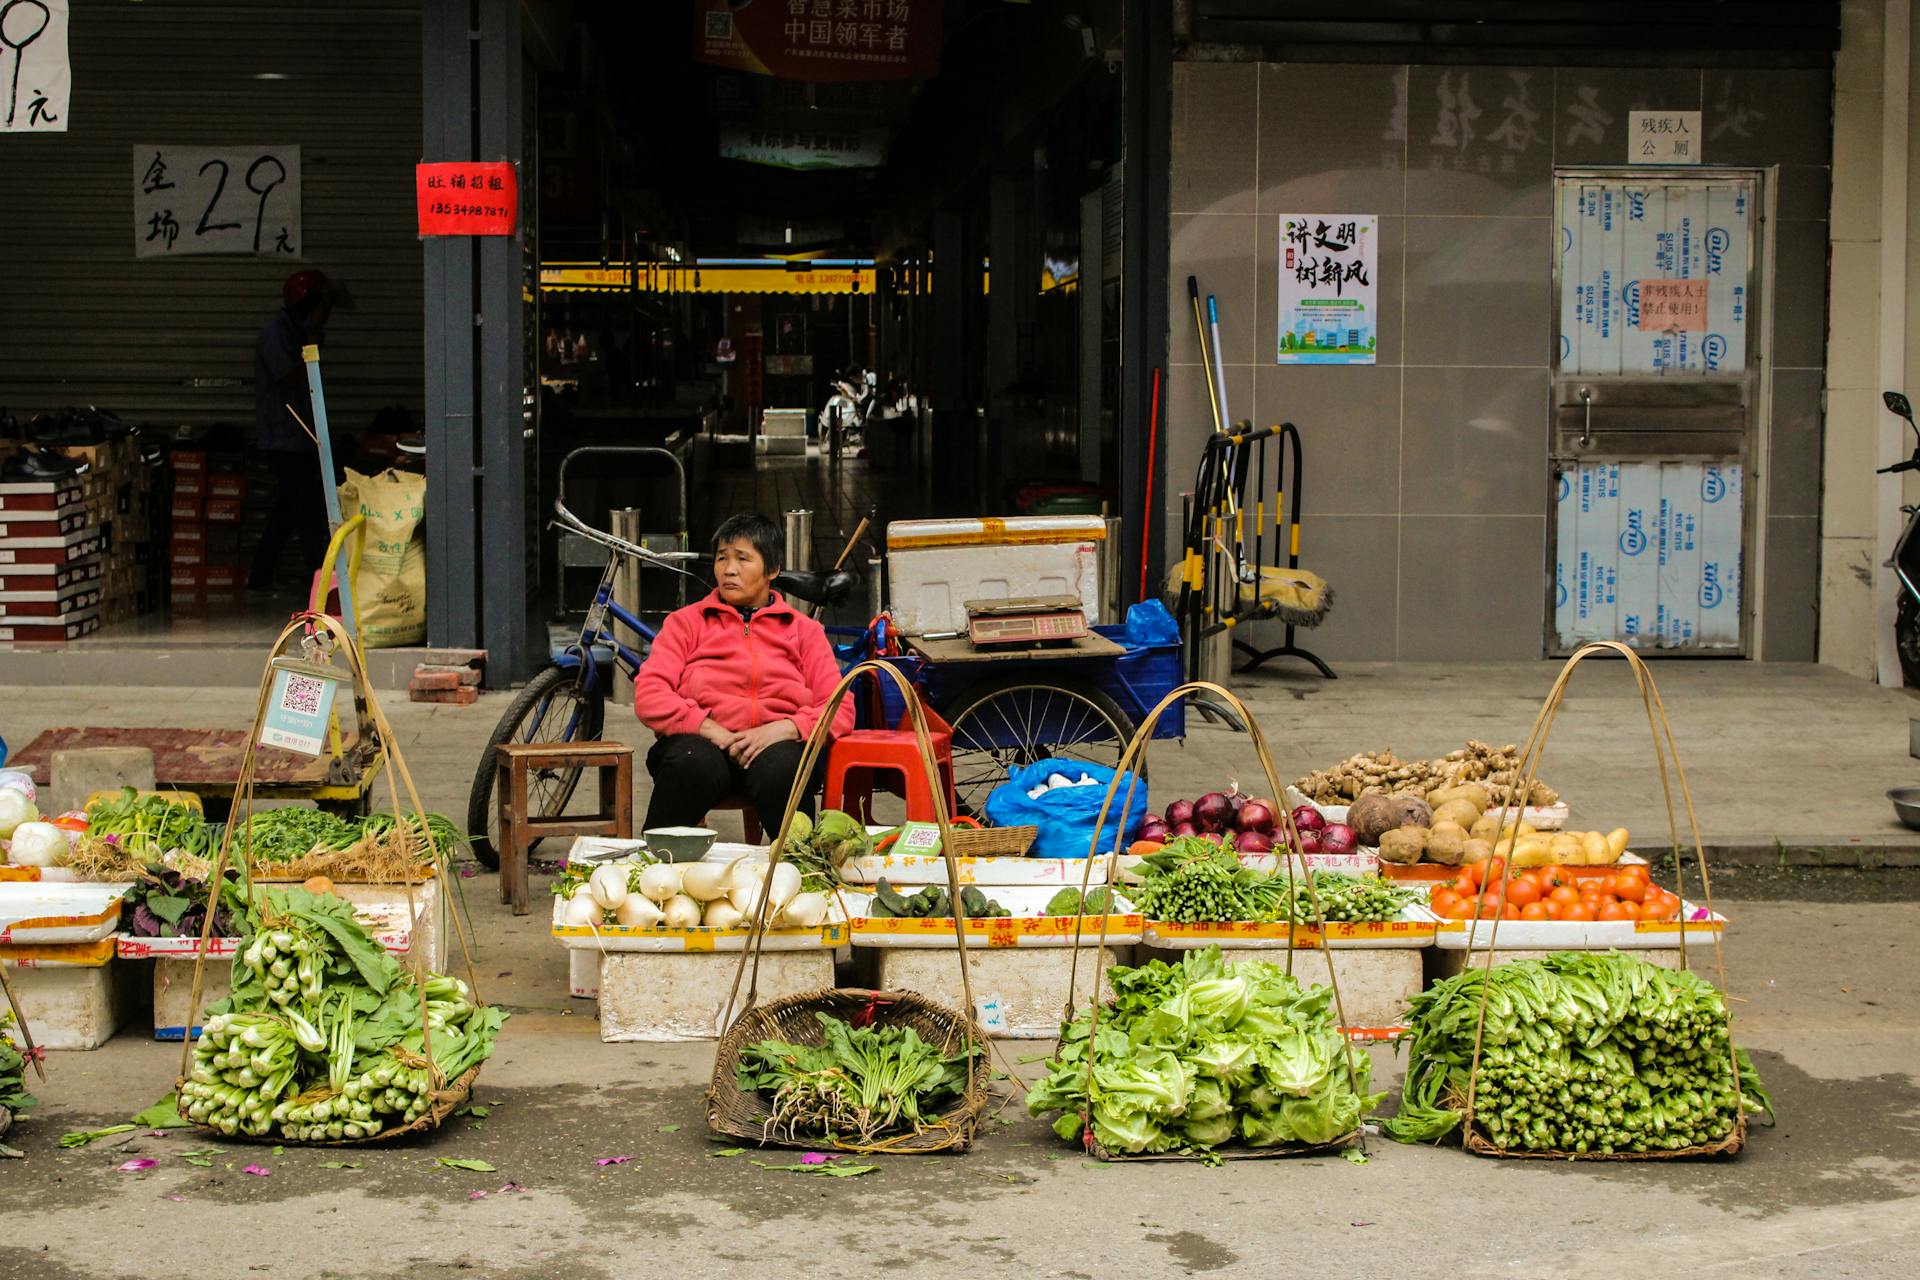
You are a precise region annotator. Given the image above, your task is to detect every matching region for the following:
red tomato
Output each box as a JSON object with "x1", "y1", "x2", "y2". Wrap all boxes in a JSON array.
[
  {"x1": 1543, "y1": 900, "x2": 1567, "y2": 920},
  {"x1": 1430, "y1": 889, "x2": 1462, "y2": 916},
  {"x1": 1612, "y1": 875, "x2": 1649, "y2": 903},
  {"x1": 1540, "y1": 864, "x2": 1571, "y2": 888},
  {"x1": 1502, "y1": 903, "x2": 1522, "y2": 920},
  {"x1": 1484, "y1": 856, "x2": 1507, "y2": 884},
  {"x1": 1506, "y1": 879, "x2": 1542, "y2": 907},
  {"x1": 1613, "y1": 900, "x2": 1642, "y2": 920},
  {"x1": 1598, "y1": 902, "x2": 1634, "y2": 922},
  {"x1": 1616, "y1": 863, "x2": 1652, "y2": 885},
  {"x1": 1444, "y1": 900, "x2": 1479, "y2": 921},
  {"x1": 1560, "y1": 903, "x2": 1595, "y2": 922},
  {"x1": 1520, "y1": 902, "x2": 1550, "y2": 921},
  {"x1": 1548, "y1": 885, "x2": 1581, "y2": 908}
]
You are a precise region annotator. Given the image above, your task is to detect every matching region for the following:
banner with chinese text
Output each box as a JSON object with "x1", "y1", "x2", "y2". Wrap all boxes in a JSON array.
[
  {"x1": 132, "y1": 146, "x2": 301, "y2": 258},
  {"x1": 416, "y1": 162, "x2": 518, "y2": 236},
  {"x1": 1276, "y1": 214, "x2": 1376, "y2": 365},
  {"x1": 692, "y1": 0, "x2": 941, "y2": 82}
]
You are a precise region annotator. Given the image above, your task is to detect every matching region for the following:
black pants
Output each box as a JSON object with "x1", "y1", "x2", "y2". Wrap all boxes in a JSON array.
[
  {"x1": 643, "y1": 734, "x2": 823, "y2": 832},
  {"x1": 249, "y1": 450, "x2": 330, "y2": 589}
]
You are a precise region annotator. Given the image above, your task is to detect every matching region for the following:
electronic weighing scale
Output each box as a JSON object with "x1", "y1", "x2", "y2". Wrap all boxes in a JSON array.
[{"x1": 964, "y1": 596, "x2": 1091, "y2": 649}]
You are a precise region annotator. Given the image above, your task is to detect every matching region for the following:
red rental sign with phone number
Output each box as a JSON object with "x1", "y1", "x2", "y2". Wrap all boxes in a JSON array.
[{"x1": 416, "y1": 162, "x2": 518, "y2": 236}]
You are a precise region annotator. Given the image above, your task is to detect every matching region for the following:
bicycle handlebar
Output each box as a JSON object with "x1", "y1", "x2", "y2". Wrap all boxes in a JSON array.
[
  {"x1": 552, "y1": 498, "x2": 704, "y2": 571},
  {"x1": 1879, "y1": 458, "x2": 1920, "y2": 475}
]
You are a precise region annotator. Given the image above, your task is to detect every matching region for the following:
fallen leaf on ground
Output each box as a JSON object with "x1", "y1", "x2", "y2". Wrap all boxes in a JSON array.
[
  {"x1": 594, "y1": 1156, "x2": 632, "y2": 1167},
  {"x1": 456, "y1": 1105, "x2": 491, "y2": 1118},
  {"x1": 62, "y1": 1125, "x2": 137, "y2": 1149},
  {"x1": 710, "y1": 1148, "x2": 746, "y2": 1158},
  {"x1": 656, "y1": 1124, "x2": 681, "y2": 1134},
  {"x1": 319, "y1": 1161, "x2": 362, "y2": 1170},
  {"x1": 437, "y1": 1158, "x2": 497, "y2": 1172},
  {"x1": 1342, "y1": 1149, "x2": 1368, "y2": 1166},
  {"x1": 130, "y1": 1096, "x2": 192, "y2": 1130}
]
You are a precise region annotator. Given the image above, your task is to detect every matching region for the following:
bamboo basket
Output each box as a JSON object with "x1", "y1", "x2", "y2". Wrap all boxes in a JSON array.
[
  {"x1": 1449, "y1": 642, "x2": 1751, "y2": 1162},
  {"x1": 943, "y1": 824, "x2": 1037, "y2": 857},
  {"x1": 1059, "y1": 680, "x2": 1369, "y2": 1163},
  {"x1": 704, "y1": 661, "x2": 993, "y2": 1155}
]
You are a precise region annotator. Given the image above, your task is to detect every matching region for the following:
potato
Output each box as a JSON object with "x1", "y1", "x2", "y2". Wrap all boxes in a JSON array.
[
  {"x1": 1377, "y1": 826, "x2": 1430, "y2": 865},
  {"x1": 1605, "y1": 827, "x2": 1631, "y2": 858},
  {"x1": 1425, "y1": 820, "x2": 1468, "y2": 865},
  {"x1": 1460, "y1": 838, "x2": 1493, "y2": 866},
  {"x1": 1429, "y1": 799, "x2": 1482, "y2": 831},
  {"x1": 1469, "y1": 812, "x2": 1502, "y2": 843},
  {"x1": 1427, "y1": 783, "x2": 1490, "y2": 816},
  {"x1": 1579, "y1": 830, "x2": 1611, "y2": 864},
  {"x1": 1510, "y1": 843, "x2": 1556, "y2": 868}
]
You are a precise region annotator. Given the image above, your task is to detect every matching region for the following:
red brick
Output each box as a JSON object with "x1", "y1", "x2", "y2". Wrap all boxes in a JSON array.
[
  {"x1": 409, "y1": 669, "x2": 463, "y2": 691},
  {"x1": 410, "y1": 686, "x2": 478, "y2": 706}
]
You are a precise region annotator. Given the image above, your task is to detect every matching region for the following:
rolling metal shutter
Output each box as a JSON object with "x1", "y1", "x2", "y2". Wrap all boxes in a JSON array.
[{"x1": 0, "y1": 0, "x2": 423, "y2": 433}]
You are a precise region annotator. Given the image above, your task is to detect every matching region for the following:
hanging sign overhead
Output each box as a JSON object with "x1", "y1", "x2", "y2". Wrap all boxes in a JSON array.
[
  {"x1": 0, "y1": 0, "x2": 69, "y2": 132},
  {"x1": 1628, "y1": 111, "x2": 1702, "y2": 165},
  {"x1": 691, "y1": 0, "x2": 942, "y2": 82},
  {"x1": 719, "y1": 123, "x2": 888, "y2": 170},
  {"x1": 133, "y1": 145, "x2": 302, "y2": 258},
  {"x1": 416, "y1": 161, "x2": 518, "y2": 236},
  {"x1": 1275, "y1": 214, "x2": 1378, "y2": 366}
]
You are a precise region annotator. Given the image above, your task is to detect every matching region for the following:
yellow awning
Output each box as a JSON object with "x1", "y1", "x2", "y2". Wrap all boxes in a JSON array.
[{"x1": 540, "y1": 263, "x2": 874, "y2": 295}]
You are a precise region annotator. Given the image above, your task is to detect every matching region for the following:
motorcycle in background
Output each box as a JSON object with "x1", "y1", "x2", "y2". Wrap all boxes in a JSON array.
[{"x1": 1879, "y1": 390, "x2": 1920, "y2": 685}]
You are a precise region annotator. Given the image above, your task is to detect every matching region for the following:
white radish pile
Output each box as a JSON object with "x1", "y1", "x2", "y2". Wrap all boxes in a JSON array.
[{"x1": 560, "y1": 856, "x2": 829, "y2": 929}]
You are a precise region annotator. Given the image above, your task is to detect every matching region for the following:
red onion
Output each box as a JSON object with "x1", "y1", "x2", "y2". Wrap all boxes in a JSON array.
[
  {"x1": 1319, "y1": 822, "x2": 1359, "y2": 855},
  {"x1": 1164, "y1": 799, "x2": 1195, "y2": 828},
  {"x1": 1170, "y1": 821, "x2": 1199, "y2": 838},
  {"x1": 1295, "y1": 828, "x2": 1323, "y2": 854},
  {"x1": 1226, "y1": 789, "x2": 1247, "y2": 815},
  {"x1": 1289, "y1": 805, "x2": 1326, "y2": 834},
  {"x1": 1235, "y1": 799, "x2": 1276, "y2": 835},
  {"x1": 1139, "y1": 818, "x2": 1170, "y2": 842},
  {"x1": 1234, "y1": 829, "x2": 1273, "y2": 853},
  {"x1": 1193, "y1": 792, "x2": 1233, "y2": 833}
]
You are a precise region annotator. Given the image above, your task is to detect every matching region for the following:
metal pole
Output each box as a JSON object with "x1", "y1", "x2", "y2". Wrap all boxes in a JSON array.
[
  {"x1": 784, "y1": 509, "x2": 814, "y2": 615},
  {"x1": 868, "y1": 556, "x2": 885, "y2": 622},
  {"x1": 1101, "y1": 514, "x2": 1124, "y2": 624},
  {"x1": 610, "y1": 506, "x2": 643, "y2": 702}
]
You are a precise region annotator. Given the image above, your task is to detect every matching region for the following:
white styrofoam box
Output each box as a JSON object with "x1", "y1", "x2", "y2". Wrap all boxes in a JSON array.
[
  {"x1": 569, "y1": 947, "x2": 599, "y2": 1000},
  {"x1": 841, "y1": 852, "x2": 1114, "y2": 887},
  {"x1": 885, "y1": 515, "x2": 1107, "y2": 633},
  {"x1": 0, "y1": 881, "x2": 128, "y2": 945},
  {"x1": 1142, "y1": 904, "x2": 1438, "y2": 951},
  {"x1": 875, "y1": 944, "x2": 1124, "y2": 1038},
  {"x1": 551, "y1": 891, "x2": 848, "y2": 953},
  {"x1": 5, "y1": 958, "x2": 142, "y2": 1050},
  {"x1": 328, "y1": 878, "x2": 447, "y2": 972},
  {"x1": 1432, "y1": 901, "x2": 1724, "y2": 950},
  {"x1": 1429, "y1": 947, "x2": 1695, "y2": 980},
  {"x1": 761, "y1": 408, "x2": 809, "y2": 437},
  {"x1": 1138, "y1": 944, "x2": 1422, "y2": 1034},
  {"x1": 152, "y1": 956, "x2": 230, "y2": 1041},
  {"x1": 1696, "y1": 463, "x2": 1742, "y2": 645},
  {"x1": 597, "y1": 949, "x2": 834, "y2": 1042},
  {"x1": 756, "y1": 434, "x2": 807, "y2": 457},
  {"x1": 846, "y1": 884, "x2": 1142, "y2": 949}
]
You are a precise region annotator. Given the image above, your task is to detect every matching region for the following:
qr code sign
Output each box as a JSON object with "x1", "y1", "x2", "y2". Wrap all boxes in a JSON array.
[
  {"x1": 705, "y1": 11, "x2": 732, "y2": 37},
  {"x1": 281, "y1": 673, "x2": 327, "y2": 717}
]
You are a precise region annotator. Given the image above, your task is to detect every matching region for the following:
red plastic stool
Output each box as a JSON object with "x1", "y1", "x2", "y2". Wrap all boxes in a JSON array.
[{"x1": 825, "y1": 729, "x2": 956, "y2": 825}]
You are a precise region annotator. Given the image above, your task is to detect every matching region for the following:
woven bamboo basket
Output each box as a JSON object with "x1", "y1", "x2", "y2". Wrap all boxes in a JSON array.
[
  {"x1": 174, "y1": 1064, "x2": 481, "y2": 1146},
  {"x1": 706, "y1": 988, "x2": 990, "y2": 1154},
  {"x1": 1087, "y1": 1129, "x2": 1359, "y2": 1162},
  {"x1": 944, "y1": 824, "x2": 1037, "y2": 857}
]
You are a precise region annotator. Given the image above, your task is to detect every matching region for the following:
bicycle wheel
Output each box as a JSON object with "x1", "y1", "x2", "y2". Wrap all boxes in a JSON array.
[
  {"x1": 464, "y1": 663, "x2": 607, "y2": 870},
  {"x1": 941, "y1": 673, "x2": 1137, "y2": 818}
]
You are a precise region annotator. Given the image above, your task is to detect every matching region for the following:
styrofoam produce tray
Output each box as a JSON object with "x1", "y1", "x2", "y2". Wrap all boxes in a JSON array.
[
  {"x1": 1385, "y1": 851, "x2": 1647, "y2": 883},
  {"x1": 1285, "y1": 785, "x2": 1568, "y2": 831},
  {"x1": 1433, "y1": 901, "x2": 1725, "y2": 950},
  {"x1": 566, "y1": 836, "x2": 766, "y2": 865},
  {"x1": 1117, "y1": 850, "x2": 1377, "y2": 883},
  {"x1": 0, "y1": 865, "x2": 83, "y2": 883},
  {"x1": 1143, "y1": 904, "x2": 1439, "y2": 951},
  {"x1": 842, "y1": 852, "x2": 1114, "y2": 887},
  {"x1": 116, "y1": 928, "x2": 411, "y2": 959},
  {"x1": 0, "y1": 881, "x2": 128, "y2": 944},
  {"x1": 844, "y1": 884, "x2": 1143, "y2": 948}
]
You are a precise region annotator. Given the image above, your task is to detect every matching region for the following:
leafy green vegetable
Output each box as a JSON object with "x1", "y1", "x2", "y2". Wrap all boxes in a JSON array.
[
  {"x1": 84, "y1": 788, "x2": 215, "y2": 858},
  {"x1": 1044, "y1": 887, "x2": 1115, "y2": 916},
  {"x1": 736, "y1": 1013, "x2": 977, "y2": 1144},
  {"x1": 0, "y1": 1010, "x2": 32, "y2": 1114},
  {"x1": 437, "y1": 1158, "x2": 497, "y2": 1172},
  {"x1": 1130, "y1": 841, "x2": 1413, "y2": 924},
  {"x1": 1025, "y1": 946, "x2": 1380, "y2": 1155},
  {"x1": 132, "y1": 1093, "x2": 193, "y2": 1129},
  {"x1": 1382, "y1": 951, "x2": 1772, "y2": 1155},
  {"x1": 58, "y1": 1124, "x2": 136, "y2": 1148}
]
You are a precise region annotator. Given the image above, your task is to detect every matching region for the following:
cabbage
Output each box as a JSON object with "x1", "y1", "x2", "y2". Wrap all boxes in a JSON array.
[{"x1": 0, "y1": 788, "x2": 36, "y2": 840}]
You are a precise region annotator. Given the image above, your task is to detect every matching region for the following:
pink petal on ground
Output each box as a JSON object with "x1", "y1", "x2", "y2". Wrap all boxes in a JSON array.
[
  {"x1": 594, "y1": 1156, "x2": 631, "y2": 1166},
  {"x1": 164, "y1": 1195, "x2": 187, "y2": 1202},
  {"x1": 798, "y1": 1152, "x2": 829, "y2": 1165},
  {"x1": 117, "y1": 1159, "x2": 158, "y2": 1172},
  {"x1": 468, "y1": 1189, "x2": 490, "y2": 1201},
  {"x1": 242, "y1": 1164, "x2": 271, "y2": 1177},
  {"x1": 497, "y1": 1182, "x2": 525, "y2": 1193}
]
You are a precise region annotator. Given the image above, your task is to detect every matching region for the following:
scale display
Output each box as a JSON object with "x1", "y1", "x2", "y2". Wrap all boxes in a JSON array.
[{"x1": 964, "y1": 596, "x2": 1090, "y2": 649}]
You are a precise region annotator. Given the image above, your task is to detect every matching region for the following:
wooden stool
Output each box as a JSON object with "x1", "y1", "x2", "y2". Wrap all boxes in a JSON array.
[{"x1": 494, "y1": 741, "x2": 633, "y2": 915}]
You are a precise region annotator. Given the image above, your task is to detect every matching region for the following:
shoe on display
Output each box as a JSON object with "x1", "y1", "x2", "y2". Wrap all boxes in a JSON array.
[{"x1": 1, "y1": 448, "x2": 86, "y2": 481}]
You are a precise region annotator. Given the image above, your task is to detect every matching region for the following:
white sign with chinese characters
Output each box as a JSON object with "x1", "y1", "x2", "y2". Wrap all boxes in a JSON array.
[
  {"x1": 1628, "y1": 111, "x2": 1702, "y2": 165},
  {"x1": 132, "y1": 145, "x2": 302, "y2": 259},
  {"x1": 0, "y1": 0, "x2": 69, "y2": 132},
  {"x1": 1276, "y1": 214, "x2": 1377, "y2": 366}
]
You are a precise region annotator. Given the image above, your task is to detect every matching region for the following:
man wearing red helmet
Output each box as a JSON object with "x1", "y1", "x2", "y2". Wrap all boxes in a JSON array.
[{"x1": 248, "y1": 269, "x2": 335, "y2": 591}]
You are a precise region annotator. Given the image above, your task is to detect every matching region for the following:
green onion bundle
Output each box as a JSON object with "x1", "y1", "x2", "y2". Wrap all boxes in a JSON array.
[{"x1": 1131, "y1": 839, "x2": 1415, "y2": 924}]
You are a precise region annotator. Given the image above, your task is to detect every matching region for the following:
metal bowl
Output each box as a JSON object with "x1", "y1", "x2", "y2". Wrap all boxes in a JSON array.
[
  {"x1": 1887, "y1": 787, "x2": 1920, "y2": 831},
  {"x1": 641, "y1": 826, "x2": 719, "y2": 863}
]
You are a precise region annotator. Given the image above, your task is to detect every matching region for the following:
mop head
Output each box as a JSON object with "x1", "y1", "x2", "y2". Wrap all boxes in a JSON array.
[{"x1": 1165, "y1": 562, "x2": 1334, "y2": 629}]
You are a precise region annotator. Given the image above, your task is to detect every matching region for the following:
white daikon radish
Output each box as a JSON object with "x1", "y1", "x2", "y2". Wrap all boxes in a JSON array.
[
  {"x1": 779, "y1": 891, "x2": 829, "y2": 928},
  {"x1": 560, "y1": 893, "x2": 601, "y2": 926},
  {"x1": 680, "y1": 861, "x2": 729, "y2": 902},
  {"x1": 662, "y1": 894, "x2": 702, "y2": 928},
  {"x1": 703, "y1": 900, "x2": 744, "y2": 929},
  {"x1": 729, "y1": 879, "x2": 766, "y2": 919},
  {"x1": 765, "y1": 862, "x2": 802, "y2": 911},
  {"x1": 588, "y1": 864, "x2": 630, "y2": 911},
  {"x1": 636, "y1": 862, "x2": 683, "y2": 904},
  {"x1": 616, "y1": 894, "x2": 665, "y2": 927},
  {"x1": 723, "y1": 856, "x2": 765, "y2": 895}
]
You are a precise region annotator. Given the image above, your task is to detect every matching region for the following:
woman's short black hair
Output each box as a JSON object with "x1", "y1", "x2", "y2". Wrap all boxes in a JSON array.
[{"x1": 710, "y1": 512, "x2": 783, "y2": 571}]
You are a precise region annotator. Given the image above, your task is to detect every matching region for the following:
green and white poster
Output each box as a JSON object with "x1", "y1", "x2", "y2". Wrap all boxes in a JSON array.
[{"x1": 1276, "y1": 214, "x2": 1377, "y2": 365}]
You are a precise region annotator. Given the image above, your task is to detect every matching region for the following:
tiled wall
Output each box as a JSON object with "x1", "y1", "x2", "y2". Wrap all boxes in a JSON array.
[{"x1": 1168, "y1": 62, "x2": 1832, "y2": 661}]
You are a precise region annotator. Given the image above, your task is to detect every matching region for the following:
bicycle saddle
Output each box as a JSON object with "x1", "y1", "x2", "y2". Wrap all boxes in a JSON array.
[{"x1": 774, "y1": 568, "x2": 858, "y2": 607}]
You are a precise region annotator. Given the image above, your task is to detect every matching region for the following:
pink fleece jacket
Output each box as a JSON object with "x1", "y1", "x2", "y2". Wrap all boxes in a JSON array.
[{"x1": 632, "y1": 589, "x2": 856, "y2": 741}]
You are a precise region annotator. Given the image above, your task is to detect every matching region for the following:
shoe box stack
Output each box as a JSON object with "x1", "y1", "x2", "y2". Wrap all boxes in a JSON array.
[
  {"x1": 168, "y1": 450, "x2": 258, "y2": 608},
  {"x1": 0, "y1": 434, "x2": 163, "y2": 641}
]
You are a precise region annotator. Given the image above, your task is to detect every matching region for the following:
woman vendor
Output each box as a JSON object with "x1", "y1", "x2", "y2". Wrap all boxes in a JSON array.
[{"x1": 632, "y1": 512, "x2": 854, "y2": 830}]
